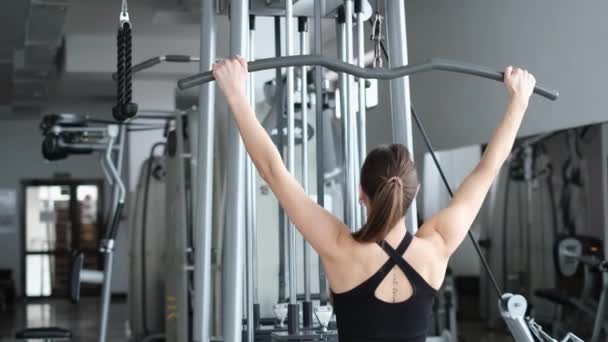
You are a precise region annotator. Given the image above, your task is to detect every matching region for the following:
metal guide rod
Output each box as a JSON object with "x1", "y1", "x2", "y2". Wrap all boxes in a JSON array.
[
  {"x1": 385, "y1": 0, "x2": 417, "y2": 233},
  {"x1": 245, "y1": 13, "x2": 256, "y2": 342},
  {"x1": 285, "y1": 0, "x2": 300, "y2": 334},
  {"x1": 273, "y1": 16, "x2": 287, "y2": 304},
  {"x1": 337, "y1": 13, "x2": 351, "y2": 228},
  {"x1": 314, "y1": 0, "x2": 329, "y2": 306},
  {"x1": 249, "y1": 12, "x2": 259, "y2": 309},
  {"x1": 345, "y1": 0, "x2": 360, "y2": 230},
  {"x1": 177, "y1": 55, "x2": 558, "y2": 101},
  {"x1": 355, "y1": 0, "x2": 367, "y2": 223},
  {"x1": 299, "y1": 17, "x2": 312, "y2": 305},
  {"x1": 192, "y1": 0, "x2": 216, "y2": 340},
  {"x1": 298, "y1": 16, "x2": 314, "y2": 328},
  {"x1": 222, "y1": 1, "x2": 248, "y2": 341}
]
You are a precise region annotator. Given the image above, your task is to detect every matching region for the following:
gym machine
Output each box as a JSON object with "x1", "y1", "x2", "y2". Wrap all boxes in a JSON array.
[
  {"x1": 174, "y1": 0, "x2": 587, "y2": 341},
  {"x1": 20, "y1": 113, "x2": 127, "y2": 342},
  {"x1": 535, "y1": 235, "x2": 607, "y2": 341}
]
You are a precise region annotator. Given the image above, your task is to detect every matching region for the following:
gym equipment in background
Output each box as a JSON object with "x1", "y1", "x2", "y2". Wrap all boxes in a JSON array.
[
  {"x1": 16, "y1": 114, "x2": 127, "y2": 342},
  {"x1": 535, "y1": 235, "x2": 607, "y2": 341}
]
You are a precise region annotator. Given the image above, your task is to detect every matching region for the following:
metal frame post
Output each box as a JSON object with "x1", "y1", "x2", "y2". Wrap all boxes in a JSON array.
[
  {"x1": 355, "y1": 0, "x2": 367, "y2": 223},
  {"x1": 222, "y1": 1, "x2": 248, "y2": 341},
  {"x1": 285, "y1": 0, "x2": 300, "y2": 334},
  {"x1": 192, "y1": 0, "x2": 216, "y2": 340},
  {"x1": 171, "y1": 113, "x2": 190, "y2": 342},
  {"x1": 274, "y1": 16, "x2": 288, "y2": 305},
  {"x1": 344, "y1": 0, "x2": 360, "y2": 230},
  {"x1": 385, "y1": 0, "x2": 418, "y2": 232},
  {"x1": 298, "y1": 16, "x2": 314, "y2": 329},
  {"x1": 314, "y1": 0, "x2": 329, "y2": 306},
  {"x1": 336, "y1": 8, "x2": 351, "y2": 228},
  {"x1": 245, "y1": 13, "x2": 257, "y2": 342}
]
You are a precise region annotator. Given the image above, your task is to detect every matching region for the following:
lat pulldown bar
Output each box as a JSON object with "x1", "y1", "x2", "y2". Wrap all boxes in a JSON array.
[{"x1": 177, "y1": 55, "x2": 559, "y2": 101}]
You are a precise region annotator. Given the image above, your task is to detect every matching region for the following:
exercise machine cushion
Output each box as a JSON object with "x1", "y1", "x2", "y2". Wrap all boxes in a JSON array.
[
  {"x1": 534, "y1": 288, "x2": 574, "y2": 308},
  {"x1": 16, "y1": 327, "x2": 72, "y2": 339}
]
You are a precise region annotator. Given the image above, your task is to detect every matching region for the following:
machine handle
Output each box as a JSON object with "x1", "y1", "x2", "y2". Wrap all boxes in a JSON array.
[{"x1": 177, "y1": 54, "x2": 559, "y2": 101}]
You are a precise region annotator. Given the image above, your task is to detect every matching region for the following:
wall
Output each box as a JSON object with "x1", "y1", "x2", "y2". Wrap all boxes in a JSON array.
[
  {"x1": 402, "y1": 0, "x2": 608, "y2": 150},
  {"x1": 0, "y1": 119, "x2": 105, "y2": 296},
  {"x1": 364, "y1": 0, "x2": 608, "y2": 153},
  {"x1": 421, "y1": 145, "x2": 482, "y2": 277}
]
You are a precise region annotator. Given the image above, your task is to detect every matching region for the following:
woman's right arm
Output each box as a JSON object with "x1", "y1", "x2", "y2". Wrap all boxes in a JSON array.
[
  {"x1": 213, "y1": 57, "x2": 353, "y2": 263},
  {"x1": 419, "y1": 67, "x2": 536, "y2": 256}
]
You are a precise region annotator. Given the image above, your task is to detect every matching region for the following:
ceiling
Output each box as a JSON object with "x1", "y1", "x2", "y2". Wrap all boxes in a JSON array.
[{"x1": 0, "y1": 0, "x2": 345, "y2": 120}]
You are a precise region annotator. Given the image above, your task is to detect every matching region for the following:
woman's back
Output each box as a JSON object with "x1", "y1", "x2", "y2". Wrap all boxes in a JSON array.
[{"x1": 330, "y1": 229, "x2": 440, "y2": 342}]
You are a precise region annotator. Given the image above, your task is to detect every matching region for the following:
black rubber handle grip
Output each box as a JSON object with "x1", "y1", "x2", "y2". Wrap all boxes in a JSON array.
[
  {"x1": 164, "y1": 54, "x2": 194, "y2": 62},
  {"x1": 107, "y1": 201, "x2": 124, "y2": 240},
  {"x1": 177, "y1": 54, "x2": 559, "y2": 101}
]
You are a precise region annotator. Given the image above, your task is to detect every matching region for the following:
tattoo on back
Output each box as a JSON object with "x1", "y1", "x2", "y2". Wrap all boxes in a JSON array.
[{"x1": 392, "y1": 267, "x2": 398, "y2": 302}]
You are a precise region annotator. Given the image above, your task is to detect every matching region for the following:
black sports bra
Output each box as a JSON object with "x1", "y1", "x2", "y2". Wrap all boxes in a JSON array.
[{"x1": 331, "y1": 232, "x2": 437, "y2": 342}]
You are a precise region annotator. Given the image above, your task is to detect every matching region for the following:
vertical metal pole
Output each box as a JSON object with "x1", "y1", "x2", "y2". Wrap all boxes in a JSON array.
[
  {"x1": 385, "y1": 0, "x2": 418, "y2": 232},
  {"x1": 274, "y1": 16, "x2": 287, "y2": 305},
  {"x1": 313, "y1": 0, "x2": 329, "y2": 305},
  {"x1": 223, "y1": 1, "x2": 248, "y2": 341},
  {"x1": 98, "y1": 251, "x2": 114, "y2": 342},
  {"x1": 173, "y1": 113, "x2": 190, "y2": 342},
  {"x1": 298, "y1": 16, "x2": 313, "y2": 329},
  {"x1": 285, "y1": 0, "x2": 300, "y2": 334},
  {"x1": 245, "y1": 14, "x2": 257, "y2": 342},
  {"x1": 337, "y1": 8, "x2": 353, "y2": 230},
  {"x1": 193, "y1": 0, "x2": 215, "y2": 340},
  {"x1": 523, "y1": 146, "x2": 533, "y2": 300},
  {"x1": 355, "y1": 0, "x2": 367, "y2": 223},
  {"x1": 344, "y1": 0, "x2": 360, "y2": 230}
]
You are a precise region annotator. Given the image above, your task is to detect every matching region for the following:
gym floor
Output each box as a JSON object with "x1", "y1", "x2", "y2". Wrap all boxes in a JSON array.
[{"x1": 0, "y1": 298, "x2": 512, "y2": 342}]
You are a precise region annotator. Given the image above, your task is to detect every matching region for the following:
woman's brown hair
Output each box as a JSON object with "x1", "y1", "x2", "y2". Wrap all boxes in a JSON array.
[{"x1": 352, "y1": 144, "x2": 419, "y2": 242}]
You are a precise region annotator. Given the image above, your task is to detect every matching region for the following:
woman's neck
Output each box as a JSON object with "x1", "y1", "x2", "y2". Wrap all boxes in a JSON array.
[{"x1": 383, "y1": 218, "x2": 407, "y2": 245}]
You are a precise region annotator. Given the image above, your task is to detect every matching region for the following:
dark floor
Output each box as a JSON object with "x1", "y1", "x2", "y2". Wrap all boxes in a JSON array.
[
  {"x1": 0, "y1": 298, "x2": 128, "y2": 342},
  {"x1": 0, "y1": 298, "x2": 512, "y2": 342}
]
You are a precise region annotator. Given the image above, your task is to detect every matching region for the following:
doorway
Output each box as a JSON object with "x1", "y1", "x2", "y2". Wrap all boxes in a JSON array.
[{"x1": 21, "y1": 179, "x2": 104, "y2": 298}]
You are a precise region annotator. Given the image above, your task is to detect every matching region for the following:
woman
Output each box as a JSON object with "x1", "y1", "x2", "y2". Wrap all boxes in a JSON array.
[{"x1": 213, "y1": 56, "x2": 536, "y2": 342}]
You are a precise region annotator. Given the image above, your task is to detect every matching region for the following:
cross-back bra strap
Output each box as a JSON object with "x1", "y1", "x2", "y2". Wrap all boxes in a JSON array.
[
  {"x1": 379, "y1": 242, "x2": 434, "y2": 292},
  {"x1": 376, "y1": 231, "x2": 412, "y2": 256},
  {"x1": 379, "y1": 243, "x2": 415, "y2": 274}
]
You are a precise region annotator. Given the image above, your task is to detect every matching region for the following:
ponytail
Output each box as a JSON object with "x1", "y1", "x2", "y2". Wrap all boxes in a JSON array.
[
  {"x1": 354, "y1": 144, "x2": 418, "y2": 243},
  {"x1": 353, "y1": 177, "x2": 405, "y2": 242}
]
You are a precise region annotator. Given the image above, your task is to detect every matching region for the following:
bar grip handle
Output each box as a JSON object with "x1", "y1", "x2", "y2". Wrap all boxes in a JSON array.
[
  {"x1": 165, "y1": 54, "x2": 194, "y2": 62},
  {"x1": 430, "y1": 58, "x2": 559, "y2": 101}
]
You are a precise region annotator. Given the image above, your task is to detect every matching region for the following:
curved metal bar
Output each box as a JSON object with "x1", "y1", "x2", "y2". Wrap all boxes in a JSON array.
[
  {"x1": 112, "y1": 54, "x2": 199, "y2": 80},
  {"x1": 177, "y1": 54, "x2": 559, "y2": 100}
]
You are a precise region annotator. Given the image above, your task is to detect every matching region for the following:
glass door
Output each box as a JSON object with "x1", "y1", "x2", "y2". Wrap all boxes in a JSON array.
[{"x1": 22, "y1": 180, "x2": 104, "y2": 298}]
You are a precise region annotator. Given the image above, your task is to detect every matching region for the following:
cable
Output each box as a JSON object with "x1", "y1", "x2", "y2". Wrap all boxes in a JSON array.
[{"x1": 410, "y1": 104, "x2": 503, "y2": 299}]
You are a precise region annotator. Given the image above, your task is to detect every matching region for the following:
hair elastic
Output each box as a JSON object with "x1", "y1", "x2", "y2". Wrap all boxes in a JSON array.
[{"x1": 387, "y1": 176, "x2": 403, "y2": 187}]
